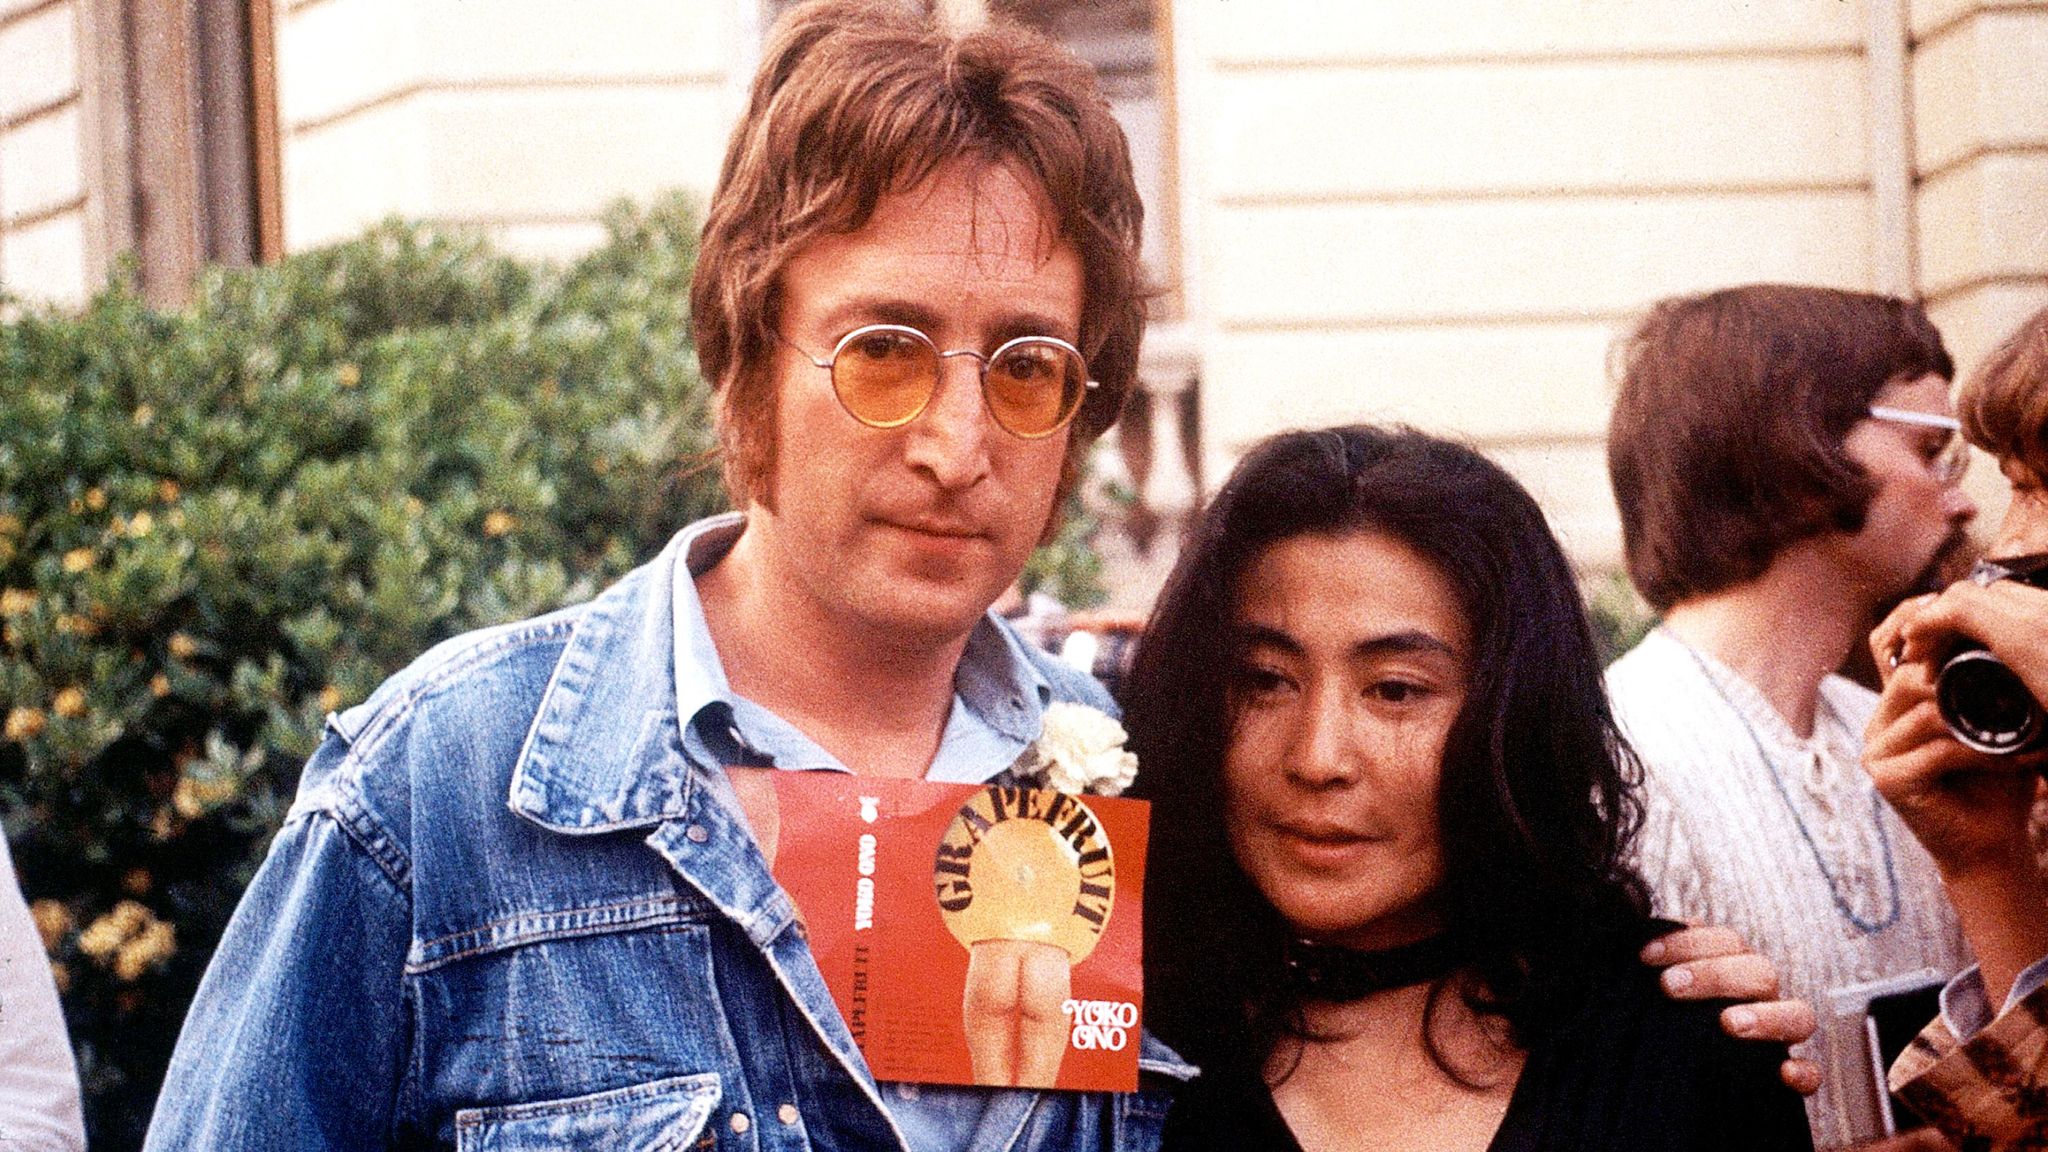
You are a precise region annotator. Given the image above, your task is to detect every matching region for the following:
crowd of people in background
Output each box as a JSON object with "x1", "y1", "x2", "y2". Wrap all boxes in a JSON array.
[{"x1": 2, "y1": 1, "x2": 2046, "y2": 1150}]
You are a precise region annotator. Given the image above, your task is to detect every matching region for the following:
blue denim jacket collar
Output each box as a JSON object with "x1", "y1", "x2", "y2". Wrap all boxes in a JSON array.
[
  {"x1": 507, "y1": 512, "x2": 1059, "y2": 834},
  {"x1": 667, "y1": 512, "x2": 1054, "y2": 767},
  {"x1": 504, "y1": 528, "x2": 698, "y2": 837}
]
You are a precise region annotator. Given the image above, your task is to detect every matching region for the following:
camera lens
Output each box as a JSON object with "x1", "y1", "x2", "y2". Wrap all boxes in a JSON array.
[{"x1": 1936, "y1": 648, "x2": 2046, "y2": 755}]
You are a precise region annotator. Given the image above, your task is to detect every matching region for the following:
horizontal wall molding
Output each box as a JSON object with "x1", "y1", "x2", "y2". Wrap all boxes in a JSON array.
[
  {"x1": 288, "y1": 73, "x2": 728, "y2": 135},
  {"x1": 1917, "y1": 142, "x2": 2048, "y2": 188},
  {"x1": 1216, "y1": 178, "x2": 1870, "y2": 210},
  {"x1": 2, "y1": 193, "x2": 85, "y2": 231},
  {"x1": 0, "y1": 90, "x2": 76, "y2": 133},
  {"x1": 0, "y1": 0, "x2": 67, "y2": 34},
  {"x1": 1219, "y1": 309, "x2": 1635, "y2": 334},
  {"x1": 1925, "y1": 271, "x2": 2048, "y2": 307},
  {"x1": 1211, "y1": 42, "x2": 1861, "y2": 74}
]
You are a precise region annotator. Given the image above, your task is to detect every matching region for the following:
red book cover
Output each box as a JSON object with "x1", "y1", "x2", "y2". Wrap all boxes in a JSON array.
[{"x1": 764, "y1": 775, "x2": 1149, "y2": 1091}]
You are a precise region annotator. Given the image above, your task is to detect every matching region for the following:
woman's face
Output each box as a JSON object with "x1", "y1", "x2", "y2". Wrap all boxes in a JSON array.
[
  {"x1": 1222, "y1": 529, "x2": 1473, "y2": 952},
  {"x1": 1988, "y1": 455, "x2": 2048, "y2": 560}
]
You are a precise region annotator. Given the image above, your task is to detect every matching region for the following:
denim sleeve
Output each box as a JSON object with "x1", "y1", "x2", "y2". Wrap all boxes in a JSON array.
[{"x1": 143, "y1": 786, "x2": 414, "y2": 1150}]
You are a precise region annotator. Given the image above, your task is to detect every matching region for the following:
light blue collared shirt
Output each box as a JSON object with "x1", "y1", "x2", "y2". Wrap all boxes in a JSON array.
[
  {"x1": 1939, "y1": 954, "x2": 2048, "y2": 1041},
  {"x1": 668, "y1": 513, "x2": 1058, "y2": 1150}
]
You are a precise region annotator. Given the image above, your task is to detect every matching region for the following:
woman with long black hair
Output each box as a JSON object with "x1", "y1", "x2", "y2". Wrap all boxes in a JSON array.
[{"x1": 1127, "y1": 425, "x2": 1810, "y2": 1151}]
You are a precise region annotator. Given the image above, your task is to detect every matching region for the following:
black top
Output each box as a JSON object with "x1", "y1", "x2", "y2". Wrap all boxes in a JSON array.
[{"x1": 1159, "y1": 955, "x2": 1813, "y2": 1152}]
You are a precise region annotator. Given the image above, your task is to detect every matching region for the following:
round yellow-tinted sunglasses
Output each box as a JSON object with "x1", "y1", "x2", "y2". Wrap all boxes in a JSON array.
[{"x1": 780, "y1": 324, "x2": 1096, "y2": 440}]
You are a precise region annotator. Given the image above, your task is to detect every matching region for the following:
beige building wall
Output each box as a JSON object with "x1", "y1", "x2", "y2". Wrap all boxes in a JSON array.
[
  {"x1": 1912, "y1": 0, "x2": 2048, "y2": 368},
  {"x1": 1171, "y1": 3, "x2": 1882, "y2": 566},
  {"x1": 0, "y1": 0, "x2": 90, "y2": 305},
  {"x1": 1911, "y1": 0, "x2": 2048, "y2": 528},
  {"x1": 275, "y1": 0, "x2": 753, "y2": 258}
]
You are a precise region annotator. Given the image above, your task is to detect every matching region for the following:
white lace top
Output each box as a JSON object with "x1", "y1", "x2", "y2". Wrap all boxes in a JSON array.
[{"x1": 1607, "y1": 629, "x2": 1969, "y2": 1149}]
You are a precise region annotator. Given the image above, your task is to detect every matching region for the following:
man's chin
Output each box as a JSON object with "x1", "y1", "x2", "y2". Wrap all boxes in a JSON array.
[{"x1": 852, "y1": 574, "x2": 1007, "y2": 644}]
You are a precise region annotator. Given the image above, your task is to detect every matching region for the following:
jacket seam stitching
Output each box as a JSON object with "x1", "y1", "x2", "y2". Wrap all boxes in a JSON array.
[
  {"x1": 328, "y1": 776, "x2": 415, "y2": 892},
  {"x1": 405, "y1": 895, "x2": 707, "y2": 974}
]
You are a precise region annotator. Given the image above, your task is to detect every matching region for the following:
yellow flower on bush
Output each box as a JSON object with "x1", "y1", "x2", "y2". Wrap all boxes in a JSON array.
[
  {"x1": 54, "y1": 614, "x2": 97, "y2": 637},
  {"x1": 52, "y1": 687, "x2": 87, "y2": 719},
  {"x1": 483, "y1": 510, "x2": 516, "y2": 538},
  {"x1": 114, "y1": 921, "x2": 176, "y2": 983},
  {"x1": 30, "y1": 900, "x2": 71, "y2": 951},
  {"x1": 150, "y1": 674, "x2": 172, "y2": 697},
  {"x1": 337, "y1": 363, "x2": 361, "y2": 388},
  {"x1": 62, "y1": 548, "x2": 95, "y2": 574},
  {"x1": 129, "y1": 510, "x2": 154, "y2": 537},
  {"x1": 78, "y1": 900, "x2": 150, "y2": 961},
  {"x1": 77, "y1": 901, "x2": 177, "y2": 981},
  {"x1": 167, "y1": 632, "x2": 198, "y2": 660},
  {"x1": 0, "y1": 587, "x2": 35, "y2": 616},
  {"x1": 157, "y1": 480, "x2": 180, "y2": 503},
  {"x1": 172, "y1": 770, "x2": 240, "y2": 820},
  {"x1": 84, "y1": 488, "x2": 107, "y2": 512},
  {"x1": 49, "y1": 962, "x2": 70, "y2": 994},
  {"x1": 319, "y1": 685, "x2": 344, "y2": 712},
  {"x1": 4, "y1": 707, "x2": 47, "y2": 741}
]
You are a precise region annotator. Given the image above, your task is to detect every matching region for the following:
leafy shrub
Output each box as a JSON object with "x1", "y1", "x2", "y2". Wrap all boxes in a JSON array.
[
  {"x1": 1585, "y1": 569, "x2": 1658, "y2": 666},
  {"x1": 0, "y1": 196, "x2": 728, "y2": 1148}
]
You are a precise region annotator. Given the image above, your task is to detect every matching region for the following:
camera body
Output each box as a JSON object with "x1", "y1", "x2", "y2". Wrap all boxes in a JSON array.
[{"x1": 1934, "y1": 553, "x2": 2048, "y2": 755}]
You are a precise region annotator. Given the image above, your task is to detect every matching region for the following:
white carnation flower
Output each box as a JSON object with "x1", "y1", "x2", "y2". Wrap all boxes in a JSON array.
[{"x1": 1024, "y1": 702, "x2": 1139, "y2": 797}]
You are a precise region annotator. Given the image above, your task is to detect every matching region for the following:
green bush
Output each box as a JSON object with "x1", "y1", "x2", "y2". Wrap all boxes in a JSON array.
[
  {"x1": 0, "y1": 196, "x2": 729, "y2": 1148},
  {"x1": 1585, "y1": 569, "x2": 1658, "y2": 666}
]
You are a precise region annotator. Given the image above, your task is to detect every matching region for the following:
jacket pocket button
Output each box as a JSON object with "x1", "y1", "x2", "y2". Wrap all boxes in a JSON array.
[
  {"x1": 686, "y1": 824, "x2": 710, "y2": 844},
  {"x1": 777, "y1": 1104, "x2": 800, "y2": 1126},
  {"x1": 730, "y1": 1111, "x2": 751, "y2": 1134}
]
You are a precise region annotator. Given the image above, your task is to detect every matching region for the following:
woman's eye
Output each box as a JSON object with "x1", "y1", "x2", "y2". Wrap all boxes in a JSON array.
[
  {"x1": 1368, "y1": 680, "x2": 1427, "y2": 704},
  {"x1": 1233, "y1": 665, "x2": 1292, "y2": 698}
]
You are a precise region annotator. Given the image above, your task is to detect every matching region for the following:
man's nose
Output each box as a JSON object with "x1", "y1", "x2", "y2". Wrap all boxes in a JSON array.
[
  {"x1": 903, "y1": 357, "x2": 993, "y2": 490},
  {"x1": 1945, "y1": 483, "x2": 1979, "y2": 526}
]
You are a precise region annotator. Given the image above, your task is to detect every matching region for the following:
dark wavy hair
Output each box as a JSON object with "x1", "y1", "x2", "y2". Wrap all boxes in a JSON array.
[{"x1": 1127, "y1": 425, "x2": 1652, "y2": 1084}]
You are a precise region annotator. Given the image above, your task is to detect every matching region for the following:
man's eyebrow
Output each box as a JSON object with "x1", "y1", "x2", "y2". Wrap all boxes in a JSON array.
[
  {"x1": 814, "y1": 296, "x2": 942, "y2": 335},
  {"x1": 987, "y1": 310, "x2": 1080, "y2": 346},
  {"x1": 810, "y1": 297, "x2": 1078, "y2": 346}
]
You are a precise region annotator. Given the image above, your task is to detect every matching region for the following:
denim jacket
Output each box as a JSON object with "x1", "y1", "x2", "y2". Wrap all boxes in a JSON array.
[{"x1": 144, "y1": 527, "x2": 1190, "y2": 1151}]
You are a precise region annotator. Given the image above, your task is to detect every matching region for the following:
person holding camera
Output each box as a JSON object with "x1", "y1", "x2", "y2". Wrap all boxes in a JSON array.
[{"x1": 1868, "y1": 304, "x2": 2048, "y2": 1150}]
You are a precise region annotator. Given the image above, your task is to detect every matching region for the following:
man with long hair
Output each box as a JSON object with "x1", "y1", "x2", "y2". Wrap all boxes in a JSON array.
[
  {"x1": 144, "y1": 3, "x2": 1176, "y2": 1148},
  {"x1": 1606, "y1": 284, "x2": 1980, "y2": 1149}
]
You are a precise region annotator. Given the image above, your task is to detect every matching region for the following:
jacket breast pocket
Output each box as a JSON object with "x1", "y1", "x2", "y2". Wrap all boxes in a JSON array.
[{"x1": 454, "y1": 1073, "x2": 721, "y2": 1152}]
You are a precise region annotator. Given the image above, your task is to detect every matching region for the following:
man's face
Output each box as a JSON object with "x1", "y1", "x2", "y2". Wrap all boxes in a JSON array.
[
  {"x1": 748, "y1": 159, "x2": 1081, "y2": 645},
  {"x1": 1834, "y1": 373, "x2": 1979, "y2": 601}
]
